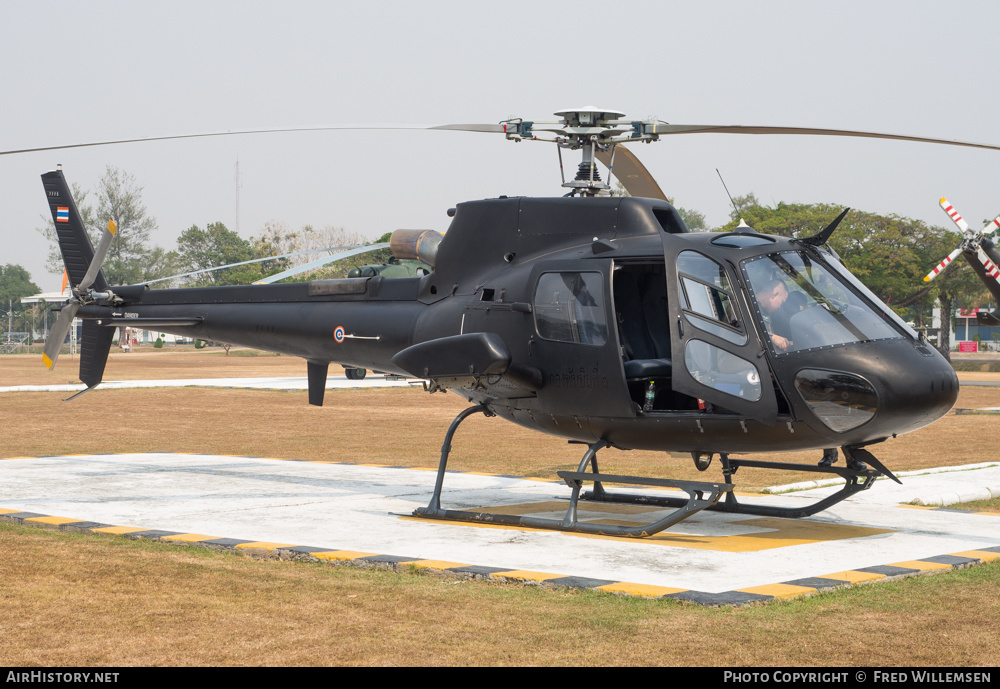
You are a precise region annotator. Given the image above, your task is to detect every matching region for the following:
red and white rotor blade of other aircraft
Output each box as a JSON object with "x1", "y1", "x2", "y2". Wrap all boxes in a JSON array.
[
  {"x1": 924, "y1": 247, "x2": 963, "y2": 283},
  {"x1": 939, "y1": 197, "x2": 972, "y2": 235},
  {"x1": 977, "y1": 246, "x2": 1000, "y2": 286}
]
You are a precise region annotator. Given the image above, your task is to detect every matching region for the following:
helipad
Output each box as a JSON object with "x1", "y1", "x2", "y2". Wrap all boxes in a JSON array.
[{"x1": 2, "y1": 452, "x2": 998, "y2": 605}]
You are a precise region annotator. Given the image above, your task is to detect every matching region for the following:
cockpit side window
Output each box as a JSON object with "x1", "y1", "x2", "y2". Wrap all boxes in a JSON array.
[
  {"x1": 742, "y1": 252, "x2": 902, "y2": 355},
  {"x1": 677, "y1": 251, "x2": 747, "y2": 346},
  {"x1": 533, "y1": 272, "x2": 608, "y2": 346}
]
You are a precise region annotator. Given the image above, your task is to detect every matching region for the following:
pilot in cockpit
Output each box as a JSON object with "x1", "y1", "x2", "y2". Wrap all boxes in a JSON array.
[{"x1": 758, "y1": 278, "x2": 792, "y2": 352}]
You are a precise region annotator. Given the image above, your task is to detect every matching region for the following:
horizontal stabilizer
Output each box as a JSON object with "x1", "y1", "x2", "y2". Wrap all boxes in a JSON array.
[{"x1": 93, "y1": 317, "x2": 203, "y2": 328}]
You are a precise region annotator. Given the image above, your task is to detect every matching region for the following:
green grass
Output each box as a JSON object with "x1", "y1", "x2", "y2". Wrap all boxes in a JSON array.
[{"x1": 947, "y1": 495, "x2": 1000, "y2": 513}]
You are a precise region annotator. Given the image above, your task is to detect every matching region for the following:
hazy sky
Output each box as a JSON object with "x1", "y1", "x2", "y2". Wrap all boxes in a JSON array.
[{"x1": 3, "y1": 0, "x2": 1000, "y2": 290}]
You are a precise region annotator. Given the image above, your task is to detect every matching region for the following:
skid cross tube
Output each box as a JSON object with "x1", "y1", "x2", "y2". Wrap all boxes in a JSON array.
[
  {"x1": 582, "y1": 453, "x2": 882, "y2": 519},
  {"x1": 414, "y1": 420, "x2": 732, "y2": 537}
]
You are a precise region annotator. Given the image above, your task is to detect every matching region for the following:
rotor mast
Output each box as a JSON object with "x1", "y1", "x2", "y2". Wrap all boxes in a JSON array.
[{"x1": 501, "y1": 106, "x2": 664, "y2": 196}]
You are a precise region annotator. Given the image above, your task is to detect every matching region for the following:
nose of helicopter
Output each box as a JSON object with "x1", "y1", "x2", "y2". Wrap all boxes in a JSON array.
[
  {"x1": 876, "y1": 345, "x2": 960, "y2": 434},
  {"x1": 789, "y1": 340, "x2": 959, "y2": 441}
]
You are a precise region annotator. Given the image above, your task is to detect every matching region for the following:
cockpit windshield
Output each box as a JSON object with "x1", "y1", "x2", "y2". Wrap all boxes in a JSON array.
[{"x1": 742, "y1": 251, "x2": 902, "y2": 355}]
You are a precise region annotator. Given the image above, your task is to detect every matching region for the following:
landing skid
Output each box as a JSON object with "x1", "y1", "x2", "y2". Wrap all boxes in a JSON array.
[
  {"x1": 414, "y1": 405, "x2": 732, "y2": 537},
  {"x1": 582, "y1": 451, "x2": 894, "y2": 519},
  {"x1": 413, "y1": 405, "x2": 897, "y2": 537}
]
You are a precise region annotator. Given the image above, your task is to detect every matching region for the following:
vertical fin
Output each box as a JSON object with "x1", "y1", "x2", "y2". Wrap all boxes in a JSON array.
[
  {"x1": 307, "y1": 361, "x2": 329, "y2": 407},
  {"x1": 42, "y1": 169, "x2": 108, "y2": 292},
  {"x1": 79, "y1": 321, "x2": 115, "y2": 389}
]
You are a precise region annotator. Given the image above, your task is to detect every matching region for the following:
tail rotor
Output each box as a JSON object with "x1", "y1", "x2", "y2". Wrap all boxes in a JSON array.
[{"x1": 42, "y1": 218, "x2": 117, "y2": 372}]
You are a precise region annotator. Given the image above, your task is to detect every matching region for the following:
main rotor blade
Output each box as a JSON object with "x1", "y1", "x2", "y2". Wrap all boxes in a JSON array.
[
  {"x1": 143, "y1": 243, "x2": 373, "y2": 285},
  {"x1": 594, "y1": 145, "x2": 667, "y2": 201},
  {"x1": 649, "y1": 123, "x2": 1000, "y2": 152},
  {"x1": 429, "y1": 123, "x2": 505, "y2": 133},
  {"x1": 10, "y1": 120, "x2": 999, "y2": 157},
  {"x1": 42, "y1": 302, "x2": 79, "y2": 370},
  {"x1": 0, "y1": 124, "x2": 502, "y2": 156},
  {"x1": 253, "y1": 243, "x2": 390, "y2": 284}
]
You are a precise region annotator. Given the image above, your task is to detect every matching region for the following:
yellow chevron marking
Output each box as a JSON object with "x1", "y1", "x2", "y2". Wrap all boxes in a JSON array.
[
  {"x1": 234, "y1": 541, "x2": 295, "y2": 550},
  {"x1": 91, "y1": 526, "x2": 147, "y2": 535},
  {"x1": 407, "y1": 559, "x2": 469, "y2": 570},
  {"x1": 889, "y1": 560, "x2": 952, "y2": 572},
  {"x1": 952, "y1": 550, "x2": 1000, "y2": 562},
  {"x1": 310, "y1": 550, "x2": 378, "y2": 561},
  {"x1": 490, "y1": 570, "x2": 562, "y2": 582},
  {"x1": 25, "y1": 516, "x2": 83, "y2": 525},
  {"x1": 162, "y1": 533, "x2": 218, "y2": 542},
  {"x1": 737, "y1": 583, "x2": 817, "y2": 599},
  {"x1": 820, "y1": 570, "x2": 885, "y2": 583},
  {"x1": 597, "y1": 582, "x2": 687, "y2": 597}
]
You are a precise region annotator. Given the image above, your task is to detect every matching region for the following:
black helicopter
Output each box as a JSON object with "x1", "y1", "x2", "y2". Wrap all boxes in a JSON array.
[{"x1": 28, "y1": 107, "x2": 1000, "y2": 538}]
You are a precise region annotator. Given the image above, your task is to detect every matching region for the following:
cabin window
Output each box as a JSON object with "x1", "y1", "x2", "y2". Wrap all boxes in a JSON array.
[
  {"x1": 677, "y1": 251, "x2": 747, "y2": 346},
  {"x1": 533, "y1": 272, "x2": 608, "y2": 346}
]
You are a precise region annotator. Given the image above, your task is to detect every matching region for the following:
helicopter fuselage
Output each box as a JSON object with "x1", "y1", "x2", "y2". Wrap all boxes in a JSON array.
[{"x1": 76, "y1": 194, "x2": 959, "y2": 458}]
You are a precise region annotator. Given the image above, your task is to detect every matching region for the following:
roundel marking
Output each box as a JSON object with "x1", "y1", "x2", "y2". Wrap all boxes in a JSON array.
[{"x1": 334, "y1": 326, "x2": 346, "y2": 343}]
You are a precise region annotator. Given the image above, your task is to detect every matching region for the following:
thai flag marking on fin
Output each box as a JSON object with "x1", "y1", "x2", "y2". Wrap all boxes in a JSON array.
[{"x1": 56, "y1": 207, "x2": 69, "y2": 222}]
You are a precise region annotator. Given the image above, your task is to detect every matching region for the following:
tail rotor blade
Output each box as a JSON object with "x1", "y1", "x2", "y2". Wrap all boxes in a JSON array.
[
  {"x1": 42, "y1": 302, "x2": 79, "y2": 370},
  {"x1": 78, "y1": 220, "x2": 117, "y2": 292}
]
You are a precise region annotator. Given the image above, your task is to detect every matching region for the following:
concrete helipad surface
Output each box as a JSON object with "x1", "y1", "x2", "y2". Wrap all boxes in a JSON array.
[{"x1": 3, "y1": 452, "x2": 999, "y2": 605}]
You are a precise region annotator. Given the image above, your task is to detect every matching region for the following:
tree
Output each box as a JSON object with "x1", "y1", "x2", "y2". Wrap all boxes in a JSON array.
[
  {"x1": 177, "y1": 222, "x2": 256, "y2": 286},
  {"x1": 175, "y1": 222, "x2": 299, "y2": 286},
  {"x1": 287, "y1": 225, "x2": 388, "y2": 281},
  {"x1": 0, "y1": 264, "x2": 41, "y2": 340},
  {"x1": 94, "y1": 166, "x2": 159, "y2": 285},
  {"x1": 36, "y1": 168, "x2": 164, "y2": 286}
]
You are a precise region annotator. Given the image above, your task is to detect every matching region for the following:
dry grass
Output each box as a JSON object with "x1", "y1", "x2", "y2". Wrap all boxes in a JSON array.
[
  {"x1": 2, "y1": 521, "x2": 998, "y2": 667},
  {"x1": 2, "y1": 348, "x2": 1000, "y2": 666},
  {"x1": 1, "y1": 348, "x2": 312, "y2": 385}
]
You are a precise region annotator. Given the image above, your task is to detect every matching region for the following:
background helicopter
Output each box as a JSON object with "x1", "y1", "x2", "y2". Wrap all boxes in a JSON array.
[{"x1": 21, "y1": 107, "x2": 1000, "y2": 537}]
